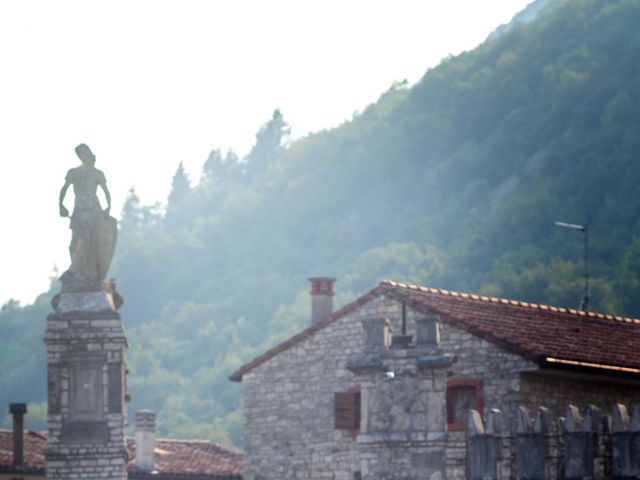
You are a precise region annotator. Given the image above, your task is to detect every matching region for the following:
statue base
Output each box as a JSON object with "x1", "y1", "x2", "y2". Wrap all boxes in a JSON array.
[
  {"x1": 45, "y1": 278, "x2": 128, "y2": 480},
  {"x1": 52, "y1": 279, "x2": 123, "y2": 315}
]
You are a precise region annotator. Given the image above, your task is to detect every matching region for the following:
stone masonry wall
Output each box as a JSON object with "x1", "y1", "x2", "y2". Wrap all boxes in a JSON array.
[
  {"x1": 519, "y1": 372, "x2": 640, "y2": 417},
  {"x1": 439, "y1": 320, "x2": 535, "y2": 479},
  {"x1": 440, "y1": 321, "x2": 640, "y2": 428},
  {"x1": 438, "y1": 321, "x2": 640, "y2": 477},
  {"x1": 243, "y1": 296, "x2": 396, "y2": 480},
  {"x1": 242, "y1": 292, "x2": 640, "y2": 479}
]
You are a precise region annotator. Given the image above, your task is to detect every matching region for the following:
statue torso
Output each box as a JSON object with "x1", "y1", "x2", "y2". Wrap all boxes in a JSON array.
[{"x1": 66, "y1": 166, "x2": 106, "y2": 215}]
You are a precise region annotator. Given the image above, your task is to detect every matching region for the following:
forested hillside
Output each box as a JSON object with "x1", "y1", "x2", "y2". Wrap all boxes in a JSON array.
[{"x1": 3, "y1": 0, "x2": 640, "y2": 448}]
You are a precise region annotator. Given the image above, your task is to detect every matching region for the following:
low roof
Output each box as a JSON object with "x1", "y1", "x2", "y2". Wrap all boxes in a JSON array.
[
  {"x1": 230, "y1": 280, "x2": 640, "y2": 381},
  {"x1": 0, "y1": 429, "x2": 46, "y2": 475},
  {"x1": 0, "y1": 430, "x2": 242, "y2": 479},
  {"x1": 126, "y1": 438, "x2": 242, "y2": 479}
]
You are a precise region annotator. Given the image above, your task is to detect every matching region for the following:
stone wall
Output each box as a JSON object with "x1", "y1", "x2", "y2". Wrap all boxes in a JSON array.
[
  {"x1": 242, "y1": 296, "x2": 396, "y2": 480},
  {"x1": 440, "y1": 321, "x2": 640, "y2": 427},
  {"x1": 519, "y1": 372, "x2": 640, "y2": 416},
  {"x1": 241, "y1": 292, "x2": 640, "y2": 479}
]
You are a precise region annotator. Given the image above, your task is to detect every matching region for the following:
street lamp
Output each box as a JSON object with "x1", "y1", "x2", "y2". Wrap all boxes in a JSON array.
[{"x1": 554, "y1": 221, "x2": 589, "y2": 311}]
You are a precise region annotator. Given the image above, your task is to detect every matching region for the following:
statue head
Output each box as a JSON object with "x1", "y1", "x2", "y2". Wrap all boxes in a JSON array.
[{"x1": 75, "y1": 143, "x2": 96, "y2": 166}]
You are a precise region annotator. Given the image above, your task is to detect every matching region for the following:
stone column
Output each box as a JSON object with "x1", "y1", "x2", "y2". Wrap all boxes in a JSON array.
[
  {"x1": 44, "y1": 281, "x2": 128, "y2": 480},
  {"x1": 348, "y1": 314, "x2": 456, "y2": 480}
]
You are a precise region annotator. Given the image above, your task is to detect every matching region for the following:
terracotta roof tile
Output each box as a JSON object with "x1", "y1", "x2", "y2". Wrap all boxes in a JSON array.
[
  {"x1": 0, "y1": 430, "x2": 241, "y2": 478},
  {"x1": 379, "y1": 279, "x2": 640, "y2": 369},
  {"x1": 127, "y1": 438, "x2": 242, "y2": 478},
  {"x1": 230, "y1": 280, "x2": 640, "y2": 381},
  {"x1": 229, "y1": 286, "x2": 386, "y2": 381},
  {"x1": 0, "y1": 430, "x2": 46, "y2": 474}
]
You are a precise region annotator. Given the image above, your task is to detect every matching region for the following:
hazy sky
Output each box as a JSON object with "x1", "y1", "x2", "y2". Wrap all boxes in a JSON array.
[{"x1": 0, "y1": 0, "x2": 532, "y2": 305}]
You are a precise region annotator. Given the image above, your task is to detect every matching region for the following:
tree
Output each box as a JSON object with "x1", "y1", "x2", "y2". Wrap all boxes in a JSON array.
[
  {"x1": 202, "y1": 149, "x2": 224, "y2": 184},
  {"x1": 166, "y1": 162, "x2": 191, "y2": 225},
  {"x1": 121, "y1": 187, "x2": 142, "y2": 226},
  {"x1": 168, "y1": 162, "x2": 191, "y2": 206},
  {"x1": 619, "y1": 237, "x2": 640, "y2": 317},
  {"x1": 245, "y1": 109, "x2": 291, "y2": 178}
]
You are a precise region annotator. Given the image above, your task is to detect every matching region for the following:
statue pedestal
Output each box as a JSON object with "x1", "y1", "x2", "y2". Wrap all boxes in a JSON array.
[{"x1": 44, "y1": 282, "x2": 128, "y2": 480}]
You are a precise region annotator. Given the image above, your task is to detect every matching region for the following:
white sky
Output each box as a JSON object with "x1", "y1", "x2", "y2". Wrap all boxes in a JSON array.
[{"x1": 0, "y1": 0, "x2": 532, "y2": 306}]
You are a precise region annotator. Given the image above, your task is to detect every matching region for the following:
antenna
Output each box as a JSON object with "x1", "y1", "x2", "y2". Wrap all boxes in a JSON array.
[{"x1": 554, "y1": 221, "x2": 589, "y2": 311}]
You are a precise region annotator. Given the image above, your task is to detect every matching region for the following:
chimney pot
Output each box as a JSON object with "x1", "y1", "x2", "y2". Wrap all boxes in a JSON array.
[
  {"x1": 309, "y1": 277, "x2": 336, "y2": 325},
  {"x1": 9, "y1": 403, "x2": 27, "y2": 468},
  {"x1": 135, "y1": 410, "x2": 156, "y2": 471}
]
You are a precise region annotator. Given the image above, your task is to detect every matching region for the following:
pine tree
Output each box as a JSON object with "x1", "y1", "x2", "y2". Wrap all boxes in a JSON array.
[
  {"x1": 168, "y1": 162, "x2": 191, "y2": 207},
  {"x1": 245, "y1": 109, "x2": 291, "y2": 178},
  {"x1": 166, "y1": 162, "x2": 191, "y2": 225},
  {"x1": 121, "y1": 187, "x2": 140, "y2": 218},
  {"x1": 202, "y1": 149, "x2": 224, "y2": 184}
]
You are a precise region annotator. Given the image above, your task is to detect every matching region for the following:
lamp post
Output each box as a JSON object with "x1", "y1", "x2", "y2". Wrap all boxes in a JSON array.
[{"x1": 554, "y1": 221, "x2": 589, "y2": 311}]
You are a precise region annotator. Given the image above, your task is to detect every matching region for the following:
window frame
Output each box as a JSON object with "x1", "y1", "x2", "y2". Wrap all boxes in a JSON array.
[
  {"x1": 446, "y1": 377, "x2": 483, "y2": 432},
  {"x1": 334, "y1": 385, "x2": 361, "y2": 436}
]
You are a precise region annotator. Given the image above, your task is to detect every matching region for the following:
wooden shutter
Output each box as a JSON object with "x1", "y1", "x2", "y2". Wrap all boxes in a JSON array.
[{"x1": 334, "y1": 391, "x2": 360, "y2": 429}]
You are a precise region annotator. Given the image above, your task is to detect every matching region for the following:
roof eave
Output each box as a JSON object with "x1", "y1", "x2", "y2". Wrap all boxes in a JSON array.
[
  {"x1": 228, "y1": 284, "x2": 387, "y2": 381},
  {"x1": 539, "y1": 356, "x2": 640, "y2": 380}
]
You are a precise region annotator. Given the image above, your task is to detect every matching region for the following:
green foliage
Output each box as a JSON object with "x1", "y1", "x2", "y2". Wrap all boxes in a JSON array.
[
  {"x1": 245, "y1": 109, "x2": 291, "y2": 179},
  {"x1": 0, "y1": 402, "x2": 47, "y2": 431},
  {"x1": 3, "y1": 0, "x2": 640, "y2": 449},
  {"x1": 343, "y1": 243, "x2": 445, "y2": 294},
  {"x1": 618, "y1": 237, "x2": 640, "y2": 317},
  {"x1": 166, "y1": 162, "x2": 192, "y2": 226},
  {"x1": 0, "y1": 287, "x2": 53, "y2": 420}
]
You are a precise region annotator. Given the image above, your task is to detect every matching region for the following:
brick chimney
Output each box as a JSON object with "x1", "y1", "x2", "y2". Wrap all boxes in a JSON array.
[
  {"x1": 309, "y1": 277, "x2": 336, "y2": 325},
  {"x1": 135, "y1": 410, "x2": 156, "y2": 471},
  {"x1": 9, "y1": 403, "x2": 27, "y2": 468}
]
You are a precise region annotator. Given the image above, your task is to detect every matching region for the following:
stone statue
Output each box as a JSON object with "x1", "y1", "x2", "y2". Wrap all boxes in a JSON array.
[{"x1": 59, "y1": 144, "x2": 117, "y2": 291}]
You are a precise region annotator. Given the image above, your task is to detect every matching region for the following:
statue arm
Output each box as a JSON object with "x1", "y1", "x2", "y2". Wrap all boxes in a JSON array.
[
  {"x1": 100, "y1": 182, "x2": 112, "y2": 215},
  {"x1": 59, "y1": 180, "x2": 71, "y2": 217}
]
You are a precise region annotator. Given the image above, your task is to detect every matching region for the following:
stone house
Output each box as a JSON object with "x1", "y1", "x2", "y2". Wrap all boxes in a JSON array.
[
  {"x1": 0, "y1": 408, "x2": 242, "y2": 480},
  {"x1": 230, "y1": 278, "x2": 640, "y2": 479}
]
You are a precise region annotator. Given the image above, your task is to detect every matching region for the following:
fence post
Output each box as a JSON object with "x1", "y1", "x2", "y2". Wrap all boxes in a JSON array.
[
  {"x1": 612, "y1": 403, "x2": 640, "y2": 479},
  {"x1": 468, "y1": 409, "x2": 502, "y2": 479},
  {"x1": 602, "y1": 413, "x2": 612, "y2": 478},
  {"x1": 516, "y1": 406, "x2": 549, "y2": 479},
  {"x1": 564, "y1": 404, "x2": 600, "y2": 479}
]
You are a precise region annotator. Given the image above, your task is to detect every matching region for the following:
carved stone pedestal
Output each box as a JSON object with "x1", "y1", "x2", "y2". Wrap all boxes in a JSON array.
[
  {"x1": 348, "y1": 316, "x2": 456, "y2": 480},
  {"x1": 44, "y1": 281, "x2": 128, "y2": 480}
]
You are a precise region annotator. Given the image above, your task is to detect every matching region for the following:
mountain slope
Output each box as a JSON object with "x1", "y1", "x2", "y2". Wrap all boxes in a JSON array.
[{"x1": 3, "y1": 0, "x2": 640, "y2": 447}]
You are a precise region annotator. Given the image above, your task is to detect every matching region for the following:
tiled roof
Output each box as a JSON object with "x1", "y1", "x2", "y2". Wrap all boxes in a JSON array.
[
  {"x1": 229, "y1": 285, "x2": 385, "y2": 381},
  {"x1": 127, "y1": 438, "x2": 242, "y2": 478},
  {"x1": 379, "y1": 280, "x2": 640, "y2": 369},
  {"x1": 0, "y1": 430, "x2": 242, "y2": 478},
  {"x1": 0, "y1": 429, "x2": 46, "y2": 474},
  {"x1": 230, "y1": 280, "x2": 640, "y2": 381}
]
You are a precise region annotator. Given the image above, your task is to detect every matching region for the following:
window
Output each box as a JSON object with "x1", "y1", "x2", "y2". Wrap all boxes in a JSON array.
[
  {"x1": 446, "y1": 378, "x2": 483, "y2": 431},
  {"x1": 334, "y1": 386, "x2": 361, "y2": 432}
]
